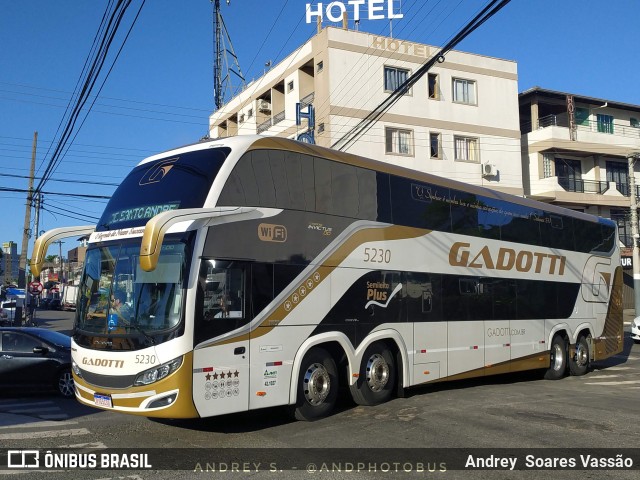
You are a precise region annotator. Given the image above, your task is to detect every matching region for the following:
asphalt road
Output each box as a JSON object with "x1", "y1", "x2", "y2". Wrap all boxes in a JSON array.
[{"x1": 1, "y1": 309, "x2": 639, "y2": 480}]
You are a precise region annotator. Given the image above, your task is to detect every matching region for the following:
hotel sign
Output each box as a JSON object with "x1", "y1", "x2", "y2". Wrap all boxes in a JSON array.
[{"x1": 306, "y1": 1, "x2": 403, "y2": 23}]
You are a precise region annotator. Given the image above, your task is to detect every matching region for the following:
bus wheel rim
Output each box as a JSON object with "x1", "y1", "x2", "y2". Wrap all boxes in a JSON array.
[
  {"x1": 551, "y1": 344, "x2": 564, "y2": 371},
  {"x1": 575, "y1": 343, "x2": 588, "y2": 367},
  {"x1": 303, "y1": 363, "x2": 330, "y2": 406},
  {"x1": 366, "y1": 353, "x2": 389, "y2": 392}
]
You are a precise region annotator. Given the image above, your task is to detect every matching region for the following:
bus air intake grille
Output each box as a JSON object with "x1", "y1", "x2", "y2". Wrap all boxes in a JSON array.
[{"x1": 78, "y1": 368, "x2": 136, "y2": 389}]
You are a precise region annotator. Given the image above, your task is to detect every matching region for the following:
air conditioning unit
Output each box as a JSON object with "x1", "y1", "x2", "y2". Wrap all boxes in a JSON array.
[
  {"x1": 482, "y1": 163, "x2": 498, "y2": 177},
  {"x1": 258, "y1": 100, "x2": 271, "y2": 112}
]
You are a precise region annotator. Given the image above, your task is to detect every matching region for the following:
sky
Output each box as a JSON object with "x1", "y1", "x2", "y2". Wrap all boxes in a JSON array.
[{"x1": 1, "y1": 0, "x2": 639, "y2": 266}]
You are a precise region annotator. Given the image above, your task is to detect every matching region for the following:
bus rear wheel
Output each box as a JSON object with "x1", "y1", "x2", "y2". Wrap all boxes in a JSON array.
[
  {"x1": 294, "y1": 348, "x2": 338, "y2": 421},
  {"x1": 544, "y1": 334, "x2": 567, "y2": 380},
  {"x1": 351, "y1": 342, "x2": 396, "y2": 406},
  {"x1": 569, "y1": 335, "x2": 590, "y2": 376}
]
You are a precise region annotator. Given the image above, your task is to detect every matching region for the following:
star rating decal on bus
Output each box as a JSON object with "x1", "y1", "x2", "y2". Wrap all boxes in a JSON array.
[{"x1": 202, "y1": 369, "x2": 241, "y2": 400}]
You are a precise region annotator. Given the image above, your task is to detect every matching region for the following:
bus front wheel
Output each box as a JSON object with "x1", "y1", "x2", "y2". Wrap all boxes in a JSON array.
[
  {"x1": 544, "y1": 334, "x2": 567, "y2": 380},
  {"x1": 351, "y1": 342, "x2": 396, "y2": 406},
  {"x1": 293, "y1": 348, "x2": 338, "y2": 421},
  {"x1": 569, "y1": 335, "x2": 590, "y2": 376}
]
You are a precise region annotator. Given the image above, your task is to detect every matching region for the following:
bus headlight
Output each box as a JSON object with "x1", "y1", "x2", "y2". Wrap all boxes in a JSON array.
[
  {"x1": 134, "y1": 357, "x2": 183, "y2": 386},
  {"x1": 72, "y1": 360, "x2": 83, "y2": 378}
]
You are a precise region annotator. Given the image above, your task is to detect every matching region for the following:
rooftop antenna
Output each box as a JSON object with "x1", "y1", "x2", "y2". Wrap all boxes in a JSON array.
[
  {"x1": 390, "y1": 0, "x2": 402, "y2": 38},
  {"x1": 212, "y1": 0, "x2": 245, "y2": 110}
]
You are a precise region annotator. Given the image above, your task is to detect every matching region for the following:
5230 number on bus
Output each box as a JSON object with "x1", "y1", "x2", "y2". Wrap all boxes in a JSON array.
[{"x1": 363, "y1": 248, "x2": 391, "y2": 264}]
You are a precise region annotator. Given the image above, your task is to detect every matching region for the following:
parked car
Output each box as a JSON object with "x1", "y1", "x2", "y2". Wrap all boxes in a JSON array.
[
  {"x1": 0, "y1": 327, "x2": 74, "y2": 397},
  {"x1": 632, "y1": 317, "x2": 640, "y2": 344},
  {"x1": 0, "y1": 301, "x2": 17, "y2": 325}
]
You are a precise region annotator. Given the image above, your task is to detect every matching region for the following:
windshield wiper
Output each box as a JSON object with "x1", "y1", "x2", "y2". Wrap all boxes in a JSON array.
[{"x1": 127, "y1": 323, "x2": 156, "y2": 346}]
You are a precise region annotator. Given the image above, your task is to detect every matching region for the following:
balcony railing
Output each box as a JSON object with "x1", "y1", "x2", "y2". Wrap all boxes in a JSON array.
[
  {"x1": 273, "y1": 110, "x2": 285, "y2": 125},
  {"x1": 522, "y1": 114, "x2": 640, "y2": 140},
  {"x1": 557, "y1": 177, "x2": 609, "y2": 194},
  {"x1": 256, "y1": 118, "x2": 272, "y2": 134},
  {"x1": 299, "y1": 92, "x2": 315, "y2": 109}
]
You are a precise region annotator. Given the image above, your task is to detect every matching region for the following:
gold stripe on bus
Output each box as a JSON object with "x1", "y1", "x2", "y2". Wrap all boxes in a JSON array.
[
  {"x1": 207, "y1": 225, "x2": 428, "y2": 347},
  {"x1": 422, "y1": 352, "x2": 550, "y2": 385}
]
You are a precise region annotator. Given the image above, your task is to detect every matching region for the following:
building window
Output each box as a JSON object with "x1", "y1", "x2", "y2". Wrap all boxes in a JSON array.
[
  {"x1": 429, "y1": 132, "x2": 441, "y2": 158},
  {"x1": 248, "y1": 108, "x2": 253, "y2": 118},
  {"x1": 575, "y1": 107, "x2": 589, "y2": 126},
  {"x1": 317, "y1": 61, "x2": 324, "y2": 73},
  {"x1": 288, "y1": 81, "x2": 294, "y2": 92},
  {"x1": 385, "y1": 127, "x2": 413, "y2": 155},
  {"x1": 597, "y1": 114, "x2": 614, "y2": 134},
  {"x1": 239, "y1": 114, "x2": 245, "y2": 123},
  {"x1": 452, "y1": 78, "x2": 476, "y2": 105},
  {"x1": 555, "y1": 158, "x2": 583, "y2": 193},
  {"x1": 542, "y1": 153, "x2": 554, "y2": 178},
  {"x1": 611, "y1": 208, "x2": 632, "y2": 247},
  {"x1": 318, "y1": 123, "x2": 325, "y2": 134},
  {"x1": 606, "y1": 161, "x2": 629, "y2": 195},
  {"x1": 454, "y1": 136, "x2": 479, "y2": 162},
  {"x1": 428, "y1": 73, "x2": 439, "y2": 100},
  {"x1": 384, "y1": 66, "x2": 409, "y2": 92},
  {"x1": 631, "y1": 118, "x2": 639, "y2": 128}
]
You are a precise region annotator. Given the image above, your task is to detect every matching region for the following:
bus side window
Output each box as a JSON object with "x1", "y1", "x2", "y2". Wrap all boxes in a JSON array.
[{"x1": 195, "y1": 259, "x2": 248, "y2": 344}]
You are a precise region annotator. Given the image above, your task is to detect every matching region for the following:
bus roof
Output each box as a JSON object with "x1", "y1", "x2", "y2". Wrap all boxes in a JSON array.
[{"x1": 142, "y1": 135, "x2": 612, "y2": 227}]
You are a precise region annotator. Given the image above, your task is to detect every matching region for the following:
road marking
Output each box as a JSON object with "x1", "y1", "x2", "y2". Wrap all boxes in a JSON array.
[
  {"x1": 0, "y1": 401, "x2": 53, "y2": 409},
  {"x1": 0, "y1": 428, "x2": 90, "y2": 440},
  {"x1": 0, "y1": 419, "x2": 78, "y2": 430},
  {"x1": 60, "y1": 441, "x2": 107, "y2": 449},
  {"x1": 584, "y1": 380, "x2": 640, "y2": 386},
  {"x1": 7, "y1": 407, "x2": 62, "y2": 414}
]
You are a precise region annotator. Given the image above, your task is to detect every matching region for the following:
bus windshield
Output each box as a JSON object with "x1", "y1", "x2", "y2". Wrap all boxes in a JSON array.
[
  {"x1": 76, "y1": 237, "x2": 189, "y2": 336},
  {"x1": 96, "y1": 146, "x2": 230, "y2": 231}
]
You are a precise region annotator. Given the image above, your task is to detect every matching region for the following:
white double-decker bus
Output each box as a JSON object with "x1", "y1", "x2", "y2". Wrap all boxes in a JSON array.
[{"x1": 32, "y1": 136, "x2": 623, "y2": 420}]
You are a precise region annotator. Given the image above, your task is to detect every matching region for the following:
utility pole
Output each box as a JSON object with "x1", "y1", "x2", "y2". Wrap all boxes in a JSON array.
[
  {"x1": 16, "y1": 131, "x2": 37, "y2": 323},
  {"x1": 51, "y1": 240, "x2": 64, "y2": 283},
  {"x1": 628, "y1": 152, "x2": 640, "y2": 314},
  {"x1": 18, "y1": 131, "x2": 37, "y2": 287},
  {"x1": 33, "y1": 193, "x2": 42, "y2": 243}
]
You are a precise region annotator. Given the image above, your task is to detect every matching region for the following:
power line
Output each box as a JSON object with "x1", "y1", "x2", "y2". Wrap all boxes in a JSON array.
[
  {"x1": 0, "y1": 172, "x2": 119, "y2": 187},
  {"x1": 35, "y1": 0, "x2": 146, "y2": 195},
  {"x1": 0, "y1": 186, "x2": 111, "y2": 199}
]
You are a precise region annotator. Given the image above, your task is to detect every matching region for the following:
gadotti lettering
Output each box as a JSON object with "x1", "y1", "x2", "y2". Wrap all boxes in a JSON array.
[
  {"x1": 82, "y1": 357, "x2": 124, "y2": 368},
  {"x1": 449, "y1": 242, "x2": 566, "y2": 275}
]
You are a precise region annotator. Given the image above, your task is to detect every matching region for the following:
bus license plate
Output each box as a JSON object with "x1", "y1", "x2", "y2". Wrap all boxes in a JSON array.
[{"x1": 94, "y1": 393, "x2": 113, "y2": 408}]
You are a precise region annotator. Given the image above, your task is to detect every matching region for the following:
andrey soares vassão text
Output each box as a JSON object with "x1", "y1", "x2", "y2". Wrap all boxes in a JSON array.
[{"x1": 465, "y1": 454, "x2": 635, "y2": 470}]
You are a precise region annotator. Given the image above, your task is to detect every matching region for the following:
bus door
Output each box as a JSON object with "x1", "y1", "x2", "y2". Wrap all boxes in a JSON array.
[
  {"x1": 445, "y1": 276, "x2": 485, "y2": 376},
  {"x1": 484, "y1": 279, "x2": 515, "y2": 374},
  {"x1": 192, "y1": 260, "x2": 250, "y2": 417},
  {"x1": 407, "y1": 272, "x2": 445, "y2": 384}
]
